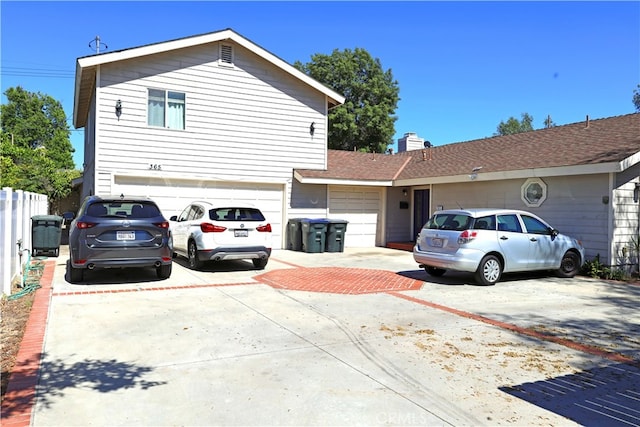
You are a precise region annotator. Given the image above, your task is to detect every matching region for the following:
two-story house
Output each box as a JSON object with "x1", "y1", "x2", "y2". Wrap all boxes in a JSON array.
[{"x1": 74, "y1": 28, "x2": 344, "y2": 249}]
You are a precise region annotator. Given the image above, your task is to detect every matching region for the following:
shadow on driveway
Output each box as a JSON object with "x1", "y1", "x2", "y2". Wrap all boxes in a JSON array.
[{"x1": 500, "y1": 363, "x2": 640, "y2": 427}]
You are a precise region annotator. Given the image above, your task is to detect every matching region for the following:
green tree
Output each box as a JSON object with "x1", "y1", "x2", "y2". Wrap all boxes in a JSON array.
[
  {"x1": 1, "y1": 86, "x2": 79, "y2": 201},
  {"x1": 633, "y1": 84, "x2": 640, "y2": 112},
  {"x1": 495, "y1": 113, "x2": 534, "y2": 136},
  {"x1": 294, "y1": 48, "x2": 400, "y2": 153}
]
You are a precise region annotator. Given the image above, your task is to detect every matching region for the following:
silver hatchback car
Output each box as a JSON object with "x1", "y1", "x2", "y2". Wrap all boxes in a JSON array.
[
  {"x1": 413, "y1": 208, "x2": 585, "y2": 285},
  {"x1": 66, "y1": 195, "x2": 173, "y2": 283}
]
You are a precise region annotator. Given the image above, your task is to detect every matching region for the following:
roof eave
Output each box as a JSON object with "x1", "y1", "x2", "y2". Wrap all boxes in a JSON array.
[
  {"x1": 294, "y1": 171, "x2": 393, "y2": 186},
  {"x1": 395, "y1": 160, "x2": 638, "y2": 187}
]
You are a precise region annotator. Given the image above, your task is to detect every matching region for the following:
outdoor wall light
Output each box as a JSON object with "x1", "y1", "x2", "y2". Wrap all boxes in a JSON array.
[
  {"x1": 309, "y1": 122, "x2": 315, "y2": 136},
  {"x1": 402, "y1": 188, "x2": 408, "y2": 197},
  {"x1": 634, "y1": 182, "x2": 640, "y2": 203},
  {"x1": 602, "y1": 195, "x2": 609, "y2": 205},
  {"x1": 115, "y1": 100, "x2": 122, "y2": 119},
  {"x1": 469, "y1": 166, "x2": 482, "y2": 180}
]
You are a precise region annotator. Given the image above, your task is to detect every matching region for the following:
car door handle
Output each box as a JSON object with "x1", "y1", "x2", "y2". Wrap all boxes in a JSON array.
[
  {"x1": 530, "y1": 238, "x2": 538, "y2": 242},
  {"x1": 500, "y1": 236, "x2": 508, "y2": 240}
]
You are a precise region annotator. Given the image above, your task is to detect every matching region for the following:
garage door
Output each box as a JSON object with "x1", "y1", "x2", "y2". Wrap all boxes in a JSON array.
[
  {"x1": 113, "y1": 175, "x2": 285, "y2": 249},
  {"x1": 328, "y1": 186, "x2": 381, "y2": 247}
]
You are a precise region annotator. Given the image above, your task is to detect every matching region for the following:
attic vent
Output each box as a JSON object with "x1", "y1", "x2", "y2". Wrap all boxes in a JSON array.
[{"x1": 220, "y1": 44, "x2": 233, "y2": 65}]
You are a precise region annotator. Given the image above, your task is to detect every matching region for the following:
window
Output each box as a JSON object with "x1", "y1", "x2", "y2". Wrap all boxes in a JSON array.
[
  {"x1": 521, "y1": 178, "x2": 547, "y2": 207},
  {"x1": 473, "y1": 215, "x2": 496, "y2": 230},
  {"x1": 426, "y1": 213, "x2": 471, "y2": 231},
  {"x1": 521, "y1": 215, "x2": 550, "y2": 235},
  {"x1": 148, "y1": 89, "x2": 185, "y2": 129},
  {"x1": 497, "y1": 215, "x2": 522, "y2": 233},
  {"x1": 210, "y1": 208, "x2": 266, "y2": 222}
]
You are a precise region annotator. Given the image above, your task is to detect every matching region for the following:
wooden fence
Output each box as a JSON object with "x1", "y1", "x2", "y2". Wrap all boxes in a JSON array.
[{"x1": 1, "y1": 187, "x2": 49, "y2": 296}]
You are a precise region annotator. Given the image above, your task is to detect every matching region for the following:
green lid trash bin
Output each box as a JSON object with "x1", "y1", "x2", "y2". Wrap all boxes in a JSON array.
[
  {"x1": 301, "y1": 219, "x2": 329, "y2": 253},
  {"x1": 31, "y1": 215, "x2": 63, "y2": 257},
  {"x1": 326, "y1": 219, "x2": 348, "y2": 252},
  {"x1": 287, "y1": 218, "x2": 306, "y2": 251}
]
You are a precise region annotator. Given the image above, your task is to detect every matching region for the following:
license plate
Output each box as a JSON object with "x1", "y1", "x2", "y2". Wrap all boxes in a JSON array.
[
  {"x1": 117, "y1": 231, "x2": 135, "y2": 240},
  {"x1": 431, "y1": 238, "x2": 443, "y2": 248},
  {"x1": 234, "y1": 229, "x2": 248, "y2": 237}
]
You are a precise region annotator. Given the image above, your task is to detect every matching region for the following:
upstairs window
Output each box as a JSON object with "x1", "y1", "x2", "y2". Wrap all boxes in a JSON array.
[{"x1": 148, "y1": 89, "x2": 185, "y2": 129}]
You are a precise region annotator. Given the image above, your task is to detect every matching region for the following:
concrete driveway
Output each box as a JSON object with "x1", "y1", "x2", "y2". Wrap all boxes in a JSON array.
[{"x1": 3, "y1": 246, "x2": 639, "y2": 426}]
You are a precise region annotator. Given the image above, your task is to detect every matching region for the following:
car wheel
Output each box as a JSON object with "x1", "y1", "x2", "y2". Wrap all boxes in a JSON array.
[
  {"x1": 188, "y1": 240, "x2": 203, "y2": 270},
  {"x1": 475, "y1": 255, "x2": 501, "y2": 286},
  {"x1": 425, "y1": 266, "x2": 446, "y2": 277},
  {"x1": 68, "y1": 261, "x2": 84, "y2": 283},
  {"x1": 252, "y1": 258, "x2": 268, "y2": 270},
  {"x1": 556, "y1": 251, "x2": 580, "y2": 278},
  {"x1": 157, "y1": 263, "x2": 172, "y2": 279}
]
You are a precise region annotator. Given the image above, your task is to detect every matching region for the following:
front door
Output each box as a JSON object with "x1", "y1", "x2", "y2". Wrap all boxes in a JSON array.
[{"x1": 413, "y1": 189, "x2": 430, "y2": 241}]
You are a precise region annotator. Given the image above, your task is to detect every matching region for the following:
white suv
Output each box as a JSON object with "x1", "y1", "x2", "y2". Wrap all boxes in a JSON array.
[
  {"x1": 170, "y1": 201, "x2": 272, "y2": 270},
  {"x1": 413, "y1": 208, "x2": 585, "y2": 285}
]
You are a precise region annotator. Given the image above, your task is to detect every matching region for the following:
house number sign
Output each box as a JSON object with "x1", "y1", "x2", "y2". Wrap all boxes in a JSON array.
[{"x1": 149, "y1": 164, "x2": 162, "y2": 170}]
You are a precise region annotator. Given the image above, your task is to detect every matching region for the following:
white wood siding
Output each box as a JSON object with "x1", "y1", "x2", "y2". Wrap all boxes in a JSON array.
[
  {"x1": 612, "y1": 168, "x2": 640, "y2": 272},
  {"x1": 430, "y1": 175, "x2": 611, "y2": 263},
  {"x1": 92, "y1": 41, "x2": 328, "y2": 196},
  {"x1": 329, "y1": 186, "x2": 382, "y2": 247},
  {"x1": 288, "y1": 180, "x2": 328, "y2": 219},
  {"x1": 385, "y1": 187, "x2": 412, "y2": 242}
]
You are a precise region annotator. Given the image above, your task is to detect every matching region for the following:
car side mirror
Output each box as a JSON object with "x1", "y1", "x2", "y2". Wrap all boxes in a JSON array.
[
  {"x1": 170, "y1": 215, "x2": 178, "y2": 221},
  {"x1": 62, "y1": 211, "x2": 75, "y2": 221},
  {"x1": 550, "y1": 228, "x2": 559, "y2": 237}
]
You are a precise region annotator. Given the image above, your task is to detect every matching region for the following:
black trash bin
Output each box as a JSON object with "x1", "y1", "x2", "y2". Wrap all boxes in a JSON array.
[
  {"x1": 31, "y1": 215, "x2": 63, "y2": 257},
  {"x1": 326, "y1": 219, "x2": 348, "y2": 252},
  {"x1": 287, "y1": 218, "x2": 306, "y2": 251},
  {"x1": 300, "y1": 219, "x2": 329, "y2": 253}
]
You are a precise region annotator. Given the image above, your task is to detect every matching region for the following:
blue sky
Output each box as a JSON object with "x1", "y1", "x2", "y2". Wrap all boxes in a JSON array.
[{"x1": 2, "y1": 1, "x2": 638, "y2": 168}]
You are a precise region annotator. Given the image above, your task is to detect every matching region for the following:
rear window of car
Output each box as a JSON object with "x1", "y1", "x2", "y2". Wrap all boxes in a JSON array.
[
  {"x1": 209, "y1": 208, "x2": 265, "y2": 221},
  {"x1": 425, "y1": 213, "x2": 472, "y2": 231},
  {"x1": 85, "y1": 202, "x2": 161, "y2": 218}
]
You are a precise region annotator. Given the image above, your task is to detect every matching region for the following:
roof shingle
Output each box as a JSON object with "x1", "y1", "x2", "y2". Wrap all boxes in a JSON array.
[{"x1": 295, "y1": 113, "x2": 640, "y2": 183}]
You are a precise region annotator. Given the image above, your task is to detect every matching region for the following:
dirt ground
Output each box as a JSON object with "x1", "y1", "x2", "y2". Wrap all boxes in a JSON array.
[
  {"x1": 1, "y1": 284, "x2": 36, "y2": 400},
  {"x1": 1, "y1": 260, "x2": 43, "y2": 401}
]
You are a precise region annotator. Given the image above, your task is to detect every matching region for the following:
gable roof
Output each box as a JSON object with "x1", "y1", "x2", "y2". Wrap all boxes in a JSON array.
[
  {"x1": 73, "y1": 28, "x2": 345, "y2": 128},
  {"x1": 295, "y1": 113, "x2": 640, "y2": 185}
]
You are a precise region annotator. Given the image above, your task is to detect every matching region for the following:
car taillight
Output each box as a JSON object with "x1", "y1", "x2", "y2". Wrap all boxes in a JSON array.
[
  {"x1": 256, "y1": 224, "x2": 272, "y2": 232},
  {"x1": 154, "y1": 221, "x2": 170, "y2": 229},
  {"x1": 201, "y1": 223, "x2": 227, "y2": 233},
  {"x1": 457, "y1": 230, "x2": 478, "y2": 244},
  {"x1": 77, "y1": 221, "x2": 96, "y2": 229}
]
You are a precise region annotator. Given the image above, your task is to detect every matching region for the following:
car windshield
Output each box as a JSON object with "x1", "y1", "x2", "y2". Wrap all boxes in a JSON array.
[
  {"x1": 86, "y1": 202, "x2": 161, "y2": 218},
  {"x1": 425, "y1": 213, "x2": 471, "y2": 231},
  {"x1": 209, "y1": 208, "x2": 265, "y2": 221}
]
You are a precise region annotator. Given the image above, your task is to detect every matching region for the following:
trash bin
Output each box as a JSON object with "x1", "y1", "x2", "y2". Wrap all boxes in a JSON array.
[
  {"x1": 300, "y1": 219, "x2": 329, "y2": 253},
  {"x1": 326, "y1": 219, "x2": 348, "y2": 252},
  {"x1": 287, "y1": 218, "x2": 306, "y2": 251},
  {"x1": 31, "y1": 215, "x2": 63, "y2": 257}
]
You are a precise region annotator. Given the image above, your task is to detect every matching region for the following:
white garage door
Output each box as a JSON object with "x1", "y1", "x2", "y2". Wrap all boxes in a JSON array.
[
  {"x1": 329, "y1": 186, "x2": 381, "y2": 247},
  {"x1": 113, "y1": 175, "x2": 285, "y2": 249}
]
